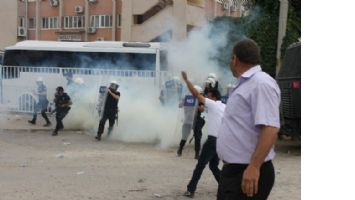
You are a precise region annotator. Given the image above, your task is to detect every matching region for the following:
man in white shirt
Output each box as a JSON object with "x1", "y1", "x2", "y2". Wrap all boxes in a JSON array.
[
  {"x1": 181, "y1": 71, "x2": 226, "y2": 198},
  {"x1": 217, "y1": 39, "x2": 280, "y2": 200}
]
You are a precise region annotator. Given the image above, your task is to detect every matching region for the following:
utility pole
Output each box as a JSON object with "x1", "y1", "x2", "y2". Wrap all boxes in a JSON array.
[{"x1": 276, "y1": 0, "x2": 289, "y2": 75}]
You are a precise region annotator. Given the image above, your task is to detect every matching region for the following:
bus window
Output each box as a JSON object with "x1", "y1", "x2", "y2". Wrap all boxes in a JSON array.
[{"x1": 3, "y1": 50, "x2": 158, "y2": 70}]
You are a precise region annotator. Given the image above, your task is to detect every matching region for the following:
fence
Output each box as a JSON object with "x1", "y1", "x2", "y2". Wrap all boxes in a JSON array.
[{"x1": 0, "y1": 65, "x2": 171, "y2": 113}]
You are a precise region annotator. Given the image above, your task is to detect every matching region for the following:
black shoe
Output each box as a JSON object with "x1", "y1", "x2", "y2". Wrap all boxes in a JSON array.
[
  {"x1": 95, "y1": 136, "x2": 101, "y2": 141},
  {"x1": 52, "y1": 131, "x2": 58, "y2": 136},
  {"x1": 177, "y1": 149, "x2": 182, "y2": 157},
  {"x1": 28, "y1": 120, "x2": 35, "y2": 125},
  {"x1": 194, "y1": 154, "x2": 199, "y2": 160},
  {"x1": 183, "y1": 191, "x2": 194, "y2": 198},
  {"x1": 43, "y1": 122, "x2": 51, "y2": 127}
]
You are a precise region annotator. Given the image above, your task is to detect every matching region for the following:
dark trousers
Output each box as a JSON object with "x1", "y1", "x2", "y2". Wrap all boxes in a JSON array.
[
  {"x1": 55, "y1": 109, "x2": 69, "y2": 132},
  {"x1": 187, "y1": 136, "x2": 220, "y2": 193},
  {"x1": 193, "y1": 129, "x2": 202, "y2": 156},
  {"x1": 193, "y1": 117, "x2": 204, "y2": 156},
  {"x1": 97, "y1": 112, "x2": 115, "y2": 137},
  {"x1": 31, "y1": 102, "x2": 50, "y2": 123},
  {"x1": 217, "y1": 161, "x2": 275, "y2": 200}
]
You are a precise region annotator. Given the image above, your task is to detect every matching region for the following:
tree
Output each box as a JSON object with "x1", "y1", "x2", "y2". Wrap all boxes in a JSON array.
[{"x1": 209, "y1": 0, "x2": 300, "y2": 77}]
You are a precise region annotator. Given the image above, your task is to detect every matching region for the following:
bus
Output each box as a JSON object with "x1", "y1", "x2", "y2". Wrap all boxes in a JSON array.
[{"x1": 0, "y1": 40, "x2": 170, "y2": 112}]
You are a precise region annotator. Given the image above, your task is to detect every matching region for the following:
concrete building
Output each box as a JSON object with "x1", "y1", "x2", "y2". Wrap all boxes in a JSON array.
[
  {"x1": 0, "y1": 0, "x2": 251, "y2": 50},
  {"x1": 0, "y1": 0, "x2": 19, "y2": 51}
]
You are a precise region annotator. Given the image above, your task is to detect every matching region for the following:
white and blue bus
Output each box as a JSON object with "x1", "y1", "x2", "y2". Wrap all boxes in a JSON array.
[{"x1": 0, "y1": 40, "x2": 171, "y2": 112}]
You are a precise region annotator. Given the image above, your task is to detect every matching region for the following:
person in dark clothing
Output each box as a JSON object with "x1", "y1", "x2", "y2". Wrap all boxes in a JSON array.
[
  {"x1": 28, "y1": 77, "x2": 51, "y2": 126},
  {"x1": 192, "y1": 102, "x2": 205, "y2": 159},
  {"x1": 52, "y1": 86, "x2": 72, "y2": 136},
  {"x1": 95, "y1": 81, "x2": 120, "y2": 141},
  {"x1": 177, "y1": 85, "x2": 205, "y2": 159}
]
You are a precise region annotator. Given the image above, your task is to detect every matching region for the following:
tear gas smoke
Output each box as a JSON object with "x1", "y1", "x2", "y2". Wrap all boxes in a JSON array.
[{"x1": 1, "y1": 14, "x2": 260, "y2": 148}]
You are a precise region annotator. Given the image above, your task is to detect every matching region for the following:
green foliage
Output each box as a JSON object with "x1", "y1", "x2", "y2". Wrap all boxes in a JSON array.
[
  {"x1": 209, "y1": 0, "x2": 301, "y2": 77},
  {"x1": 281, "y1": 0, "x2": 301, "y2": 59}
]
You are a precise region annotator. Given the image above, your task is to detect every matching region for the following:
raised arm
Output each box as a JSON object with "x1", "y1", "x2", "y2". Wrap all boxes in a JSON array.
[
  {"x1": 108, "y1": 89, "x2": 120, "y2": 100},
  {"x1": 181, "y1": 71, "x2": 205, "y2": 104}
]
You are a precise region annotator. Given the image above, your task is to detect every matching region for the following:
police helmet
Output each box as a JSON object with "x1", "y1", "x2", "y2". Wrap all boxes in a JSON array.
[
  {"x1": 109, "y1": 80, "x2": 119, "y2": 89},
  {"x1": 207, "y1": 73, "x2": 218, "y2": 81},
  {"x1": 36, "y1": 77, "x2": 43, "y2": 82},
  {"x1": 205, "y1": 77, "x2": 216, "y2": 88},
  {"x1": 74, "y1": 77, "x2": 84, "y2": 85}
]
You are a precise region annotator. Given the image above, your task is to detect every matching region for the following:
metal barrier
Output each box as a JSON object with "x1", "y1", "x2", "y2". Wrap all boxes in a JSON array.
[{"x1": 0, "y1": 65, "x2": 172, "y2": 113}]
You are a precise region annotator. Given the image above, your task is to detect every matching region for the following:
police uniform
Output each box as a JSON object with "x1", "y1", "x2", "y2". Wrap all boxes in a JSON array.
[
  {"x1": 28, "y1": 83, "x2": 51, "y2": 126},
  {"x1": 53, "y1": 91, "x2": 71, "y2": 135},
  {"x1": 177, "y1": 94, "x2": 204, "y2": 159},
  {"x1": 96, "y1": 89, "x2": 120, "y2": 140}
]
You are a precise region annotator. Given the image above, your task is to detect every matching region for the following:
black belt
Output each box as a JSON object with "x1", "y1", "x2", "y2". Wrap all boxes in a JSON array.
[{"x1": 223, "y1": 160, "x2": 272, "y2": 166}]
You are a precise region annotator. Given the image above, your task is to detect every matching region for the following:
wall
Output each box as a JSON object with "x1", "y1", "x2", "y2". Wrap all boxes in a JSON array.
[{"x1": 0, "y1": 0, "x2": 18, "y2": 50}]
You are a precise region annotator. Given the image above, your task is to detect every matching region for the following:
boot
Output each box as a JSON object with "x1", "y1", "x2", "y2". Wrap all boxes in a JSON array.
[
  {"x1": 177, "y1": 140, "x2": 186, "y2": 157},
  {"x1": 95, "y1": 132, "x2": 102, "y2": 141}
]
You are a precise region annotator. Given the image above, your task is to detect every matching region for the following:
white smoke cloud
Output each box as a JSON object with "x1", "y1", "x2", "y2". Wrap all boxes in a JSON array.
[{"x1": 1, "y1": 17, "x2": 240, "y2": 149}]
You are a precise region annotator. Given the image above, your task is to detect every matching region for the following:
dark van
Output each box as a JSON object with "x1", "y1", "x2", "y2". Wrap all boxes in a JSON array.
[{"x1": 277, "y1": 42, "x2": 301, "y2": 140}]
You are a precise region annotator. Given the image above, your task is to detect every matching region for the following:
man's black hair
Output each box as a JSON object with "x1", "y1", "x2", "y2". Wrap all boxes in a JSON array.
[
  {"x1": 233, "y1": 39, "x2": 261, "y2": 65},
  {"x1": 207, "y1": 88, "x2": 221, "y2": 101},
  {"x1": 56, "y1": 86, "x2": 64, "y2": 92}
]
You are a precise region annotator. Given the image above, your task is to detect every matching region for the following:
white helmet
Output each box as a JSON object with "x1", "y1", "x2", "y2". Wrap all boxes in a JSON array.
[
  {"x1": 172, "y1": 76, "x2": 181, "y2": 84},
  {"x1": 74, "y1": 77, "x2": 84, "y2": 85},
  {"x1": 193, "y1": 85, "x2": 203, "y2": 94},
  {"x1": 110, "y1": 80, "x2": 119, "y2": 88},
  {"x1": 205, "y1": 77, "x2": 216, "y2": 88},
  {"x1": 207, "y1": 73, "x2": 218, "y2": 81},
  {"x1": 36, "y1": 77, "x2": 43, "y2": 82}
]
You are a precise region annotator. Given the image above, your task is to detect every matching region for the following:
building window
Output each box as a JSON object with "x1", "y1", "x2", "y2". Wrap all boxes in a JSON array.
[
  {"x1": 41, "y1": 17, "x2": 59, "y2": 29},
  {"x1": 28, "y1": 18, "x2": 36, "y2": 29},
  {"x1": 117, "y1": 15, "x2": 121, "y2": 27},
  {"x1": 90, "y1": 15, "x2": 112, "y2": 28},
  {"x1": 64, "y1": 16, "x2": 85, "y2": 29}
]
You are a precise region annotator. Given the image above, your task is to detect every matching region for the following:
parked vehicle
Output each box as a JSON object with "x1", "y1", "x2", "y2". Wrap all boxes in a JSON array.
[{"x1": 277, "y1": 42, "x2": 301, "y2": 140}]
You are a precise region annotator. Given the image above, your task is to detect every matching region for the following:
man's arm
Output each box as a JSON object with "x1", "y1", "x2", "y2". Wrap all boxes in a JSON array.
[
  {"x1": 242, "y1": 125, "x2": 279, "y2": 197},
  {"x1": 108, "y1": 89, "x2": 120, "y2": 100},
  {"x1": 181, "y1": 71, "x2": 205, "y2": 104}
]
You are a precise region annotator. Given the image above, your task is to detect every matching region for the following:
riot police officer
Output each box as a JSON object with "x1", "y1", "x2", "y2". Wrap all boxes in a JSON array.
[
  {"x1": 52, "y1": 86, "x2": 72, "y2": 136},
  {"x1": 95, "y1": 81, "x2": 120, "y2": 141},
  {"x1": 177, "y1": 85, "x2": 205, "y2": 159},
  {"x1": 28, "y1": 77, "x2": 51, "y2": 126}
]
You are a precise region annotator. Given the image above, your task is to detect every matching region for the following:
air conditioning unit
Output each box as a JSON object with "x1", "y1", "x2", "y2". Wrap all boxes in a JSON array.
[
  {"x1": 89, "y1": 0, "x2": 97, "y2": 3},
  {"x1": 96, "y1": 37, "x2": 104, "y2": 41},
  {"x1": 75, "y1": 5, "x2": 84, "y2": 14},
  {"x1": 87, "y1": 27, "x2": 97, "y2": 34},
  {"x1": 17, "y1": 26, "x2": 26, "y2": 37},
  {"x1": 50, "y1": 0, "x2": 59, "y2": 7}
]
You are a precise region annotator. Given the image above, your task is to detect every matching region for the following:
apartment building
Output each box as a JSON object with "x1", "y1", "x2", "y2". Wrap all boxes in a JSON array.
[{"x1": 0, "y1": 0, "x2": 251, "y2": 50}]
